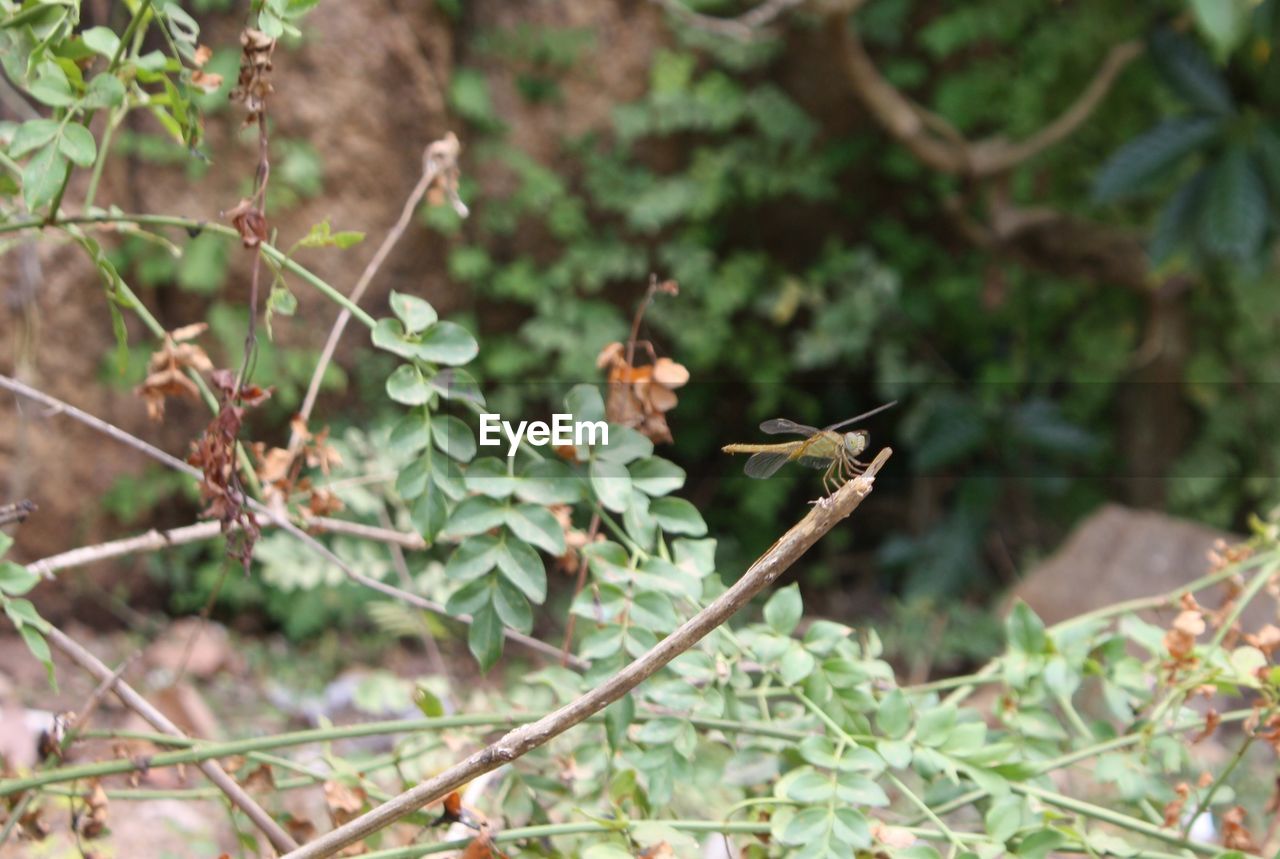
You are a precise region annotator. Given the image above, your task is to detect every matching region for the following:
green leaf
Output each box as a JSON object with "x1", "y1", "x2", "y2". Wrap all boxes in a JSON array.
[
  {"x1": 416, "y1": 321, "x2": 478, "y2": 366},
  {"x1": 515, "y1": 459, "x2": 581, "y2": 505},
  {"x1": 429, "y1": 454, "x2": 467, "y2": 501},
  {"x1": 628, "y1": 457, "x2": 685, "y2": 496},
  {"x1": 22, "y1": 143, "x2": 67, "y2": 210},
  {"x1": 764, "y1": 583, "x2": 803, "y2": 636},
  {"x1": 876, "y1": 689, "x2": 912, "y2": 739},
  {"x1": 410, "y1": 487, "x2": 448, "y2": 542},
  {"x1": 629, "y1": 591, "x2": 677, "y2": 632},
  {"x1": 468, "y1": 603, "x2": 504, "y2": 671},
  {"x1": 915, "y1": 703, "x2": 957, "y2": 746},
  {"x1": 580, "y1": 625, "x2": 624, "y2": 659},
  {"x1": 589, "y1": 458, "x2": 631, "y2": 513},
  {"x1": 385, "y1": 363, "x2": 432, "y2": 405},
  {"x1": 298, "y1": 218, "x2": 364, "y2": 249},
  {"x1": 673, "y1": 538, "x2": 716, "y2": 578},
  {"x1": 443, "y1": 496, "x2": 506, "y2": 538},
  {"x1": 396, "y1": 455, "x2": 431, "y2": 499},
  {"x1": 19, "y1": 623, "x2": 56, "y2": 691},
  {"x1": 1149, "y1": 169, "x2": 1208, "y2": 264},
  {"x1": 650, "y1": 497, "x2": 706, "y2": 536},
  {"x1": 1199, "y1": 147, "x2": 1268, "y2": 261},
  {"x1": 389, "y1": 411, "x2": 431, "y2": 458},
  {"x1": 81, "y1": 26, "x2": 121, "y2": 57},
  {"x1": 465, "y1": 458, "x2": 518, "y2": 498},
  {"x1": 445, "y1": 577, "x2": 492, "y2": 616},
  {"x1": 830, "y1": 808, "x2": 871, "y2": 850},
  {"x1": 783, "y1": 766, "x2": 835, "y2": 803},
  {"x1": 604, "y1": 694, "x2": 634, "y2": 750},
  {"x1": 414, "y1": 684, "x2": 444, "y2": 717},
  {"x1": 1006, "y1": 601, "x2": 1048, "y2": 655},
  {"x1": 565, "y1": 384, "x2": 606, "y2": 423},
  {"x1": 1149, "y1": 28, "x2": 1235, "y2": 113},
  {"x1": 986, "y1": 794, "x2": 1025, "y2": 843},
  {"x1": 431, "y1": 414, "x2": 476, "y2": 462},
  {"x1": 1092, "y1": 116, "x2": 1221, "y2": 203},
  {"x1": 29, "y1": 67, "x2": 74, "y2": 107},
  {"x1": 83, "y1": 73, "x2": 126, "y2": 109},
  {"x1": 0, "y1": 533, "x2": 11, "y2": 557},
  {"x1": 496, "y1": 537, "x2": 547, "y2": 603},
  {"x1": 595, "y1": 425, "x2": 653, "y2": 463},
  {"x1": 1256, "y1": 128, "x2": 1280, "y2": 201},
  {"x1": 0, "y1": 562, "x2": 40, "y2": 596},
  {"x1": 780, "y1": 807, "x2": 830, "y2": 846},
  {"x1": 9, "y1": 118, "x2": 59, "y2": 158},
  {"x1": 389, "y1": 291, "x2": 438, "y2": 334},
  {"x1": 1189, "y1": 0, "x2": 1251, "y2": 61},
  {"x1": 371, "y1": 319, "x2": 419, "y2": 359},
  {"x1": 1015, "y1": 828, "x2": 1066, "y2": 859},
  {"x1": 4, "y1": 597, "x2": 43, "y2": 628},
  {"x1": 835, "y1": 772, "x2": 889, "y2": 806},
  {"x1": 492, "y1": 575, "x2": 533, "y2": 632},
  {"x1": 58, "y1": 123, "x2": 96, "y2": 167},
  {"x1": 505, "y1": 504, "x2": 566, "y2": 555},
  {"x1": 779, "y1": 643, "x2": 815, "y2": 684},
  {"x1": 444, "y1": 535, "x2": 501, "y2": 582}
]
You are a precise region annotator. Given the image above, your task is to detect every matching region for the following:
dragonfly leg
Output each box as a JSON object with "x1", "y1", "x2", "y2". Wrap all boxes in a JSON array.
[{"x1": 824, "y1": 461, "x2": 839, "y2": 496}]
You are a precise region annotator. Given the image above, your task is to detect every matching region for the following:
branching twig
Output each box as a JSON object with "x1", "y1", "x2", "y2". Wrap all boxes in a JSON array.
[
  {"x1": 279, "y1": 448, "x2": 892, "y2": 859},
  {"x1": 293, "y1": 134, "x2": 463, "y2": 452},
  {"x1": 42, "y1": 626, "x2": 298, "y2": 853},
  {"x1": 827, "y1": 15, "x2": 1141, "y2": 178},
  {"x1": 24, "y1": 517, "x2": 425, "y2": 580},
  {"x1": 0, "y1": 372, "x2": 581, "y2": 668}
]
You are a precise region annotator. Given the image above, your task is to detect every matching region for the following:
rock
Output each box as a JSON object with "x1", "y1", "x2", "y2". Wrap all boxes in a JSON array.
[{"x1": 1007, "y1": 503, "x2": 1276, "y2": 632}]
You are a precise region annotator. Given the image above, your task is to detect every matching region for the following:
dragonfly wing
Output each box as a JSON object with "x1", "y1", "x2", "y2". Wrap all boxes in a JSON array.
[
  {"x1": 760, "y1": 418, "x2": 819, "y2": 436},
  {"x1": 795, "y1": 454, "x2": 834, "y2": 470},
  {"x1": 743, "y1": 451, "x2": 791, "y2": 479}
]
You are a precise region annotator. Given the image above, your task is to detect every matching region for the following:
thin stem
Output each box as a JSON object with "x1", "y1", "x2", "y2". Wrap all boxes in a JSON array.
[
  {"x1": 41, "y1": 625, "x2": 298, "y2": 853},
  {"x1": 83, "y1": 104, "x2": 125, "y2": 209},
  {"x1": 1180, "y1": 704, "x2": 1273, "y2": 840},
  {"x1": 0, "y1": 214, "x2": 377, "y2": 328},
  {"x1": 1, "y1": 711, "x2": 806, "y2": 797},
  {"x1": 295, "y1": 139, "x2": 451, "y2": 439}
]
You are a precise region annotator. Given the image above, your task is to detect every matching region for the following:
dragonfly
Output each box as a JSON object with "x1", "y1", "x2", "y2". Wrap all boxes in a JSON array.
[{"x1": 722, "y1": 401, "x2": 897, "y2": 495}]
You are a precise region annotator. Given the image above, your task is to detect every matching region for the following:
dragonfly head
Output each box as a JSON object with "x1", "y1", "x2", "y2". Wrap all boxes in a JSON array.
[{"x1": 842, "y1": 430, "x2": 868, "y2": 457}]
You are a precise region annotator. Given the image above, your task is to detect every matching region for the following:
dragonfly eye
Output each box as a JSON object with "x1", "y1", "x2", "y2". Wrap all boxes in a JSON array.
[{"x1": 844, "y1": 432, "x2": 867, "y2": 455}]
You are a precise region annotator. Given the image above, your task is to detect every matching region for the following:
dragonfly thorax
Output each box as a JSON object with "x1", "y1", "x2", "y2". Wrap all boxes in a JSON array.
[{"x1": 842, "y1": 431, "x2": 868, "y2": 457}]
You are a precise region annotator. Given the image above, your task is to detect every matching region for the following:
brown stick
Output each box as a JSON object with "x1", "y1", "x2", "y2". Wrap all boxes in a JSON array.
[
  {"x1": 0, "y1": 372, "x2": 583, "y2": 669},
  {"x1": 280, "y1": 447, "x2": 892, "y2": 859},
  {"x1": 43, "y1": 626, "x2": 298, "y2": 853},
  {"x1": 293, "y1": 134, "x2": 463, "y2": 452},
  {"x1": 24, "y1": 518, "x2": 424, "y2": 580}
]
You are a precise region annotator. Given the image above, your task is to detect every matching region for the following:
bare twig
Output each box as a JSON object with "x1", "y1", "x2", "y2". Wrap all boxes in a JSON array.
[
  {"x1": 293, "y1": 134, "x2": 464, "y2": 453},
  {"x1": 0, "y1": 500, "x2": 36, "y2": 527},
  {"x1": 24, "y1": 518, "x2": 424, "y2": 580},
  {"x1": 0, "y1": 372, "x2": 583, "y2": 668},
  {"x1": 280, "y1": 448, "x2": 892, "y2": 859},
  {"x1": 649, "y1": 0, "x2": 809, "y2": 41},
  {"x1": 43, "y1": 626, "x2": 298, "y2": 853}
]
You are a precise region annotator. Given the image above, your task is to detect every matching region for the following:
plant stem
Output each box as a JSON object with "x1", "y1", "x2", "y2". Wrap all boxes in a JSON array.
[{"x1": 83, "y1": 104, "x2": 125, "y2": 209}]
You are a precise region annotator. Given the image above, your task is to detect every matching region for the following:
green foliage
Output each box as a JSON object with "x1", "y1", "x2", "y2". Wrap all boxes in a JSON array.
[{"x1": 0, "y1": 533, "x2": 55, "y2": 690}]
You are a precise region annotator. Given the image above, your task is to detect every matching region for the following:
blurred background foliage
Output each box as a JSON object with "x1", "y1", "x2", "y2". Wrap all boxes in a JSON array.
[{"x1": 87, "y1": 0, "x2": 1280, "y2": 662}]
